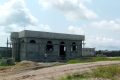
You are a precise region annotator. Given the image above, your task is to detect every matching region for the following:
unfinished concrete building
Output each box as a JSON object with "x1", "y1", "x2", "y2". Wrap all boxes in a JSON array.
[{"x1": 11, "y1": 30, "x2": 85, "y2": 61}]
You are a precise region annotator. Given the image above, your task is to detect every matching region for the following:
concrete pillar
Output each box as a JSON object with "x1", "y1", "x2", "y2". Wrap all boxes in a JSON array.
[
  {"x1": 12, "y1": 39, "x2": 20, "y2": 61},
  {"x1": 53, "y1": 41, "x2": 59, "y2": 56},
  {"x1": 20, "y1": 41, "x2": 27, "y2": 61},
  {"x1": 66, "y1": 42, "x2": 71, "y2": 59},
  {"x1": 77, "y1": 41, "x2": 82, "y2": 57}
]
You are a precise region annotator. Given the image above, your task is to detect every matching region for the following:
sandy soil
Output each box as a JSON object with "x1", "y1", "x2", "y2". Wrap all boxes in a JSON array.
[{"x1": 0, "y1": 61, "x2": 120, "y2": 80}]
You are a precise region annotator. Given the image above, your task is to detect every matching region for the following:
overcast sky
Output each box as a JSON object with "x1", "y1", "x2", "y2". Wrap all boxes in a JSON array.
[{"x1": 0, "y1": 0, "x2": 120, "y2": 50}]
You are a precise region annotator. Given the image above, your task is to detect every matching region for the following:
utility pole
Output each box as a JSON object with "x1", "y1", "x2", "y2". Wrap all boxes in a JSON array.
[
  {"x1": 82, "y1": 40, "x2": 86, "y2": 48},
  {"x1": 82, "y1": 40, "x2": 86, "y2": 57},
  {"x1": 24, "y1": 25, "x2": 26, "y2": 30},
  {"x1": 6, "y1": 38, "x2": 9, "y2": 57}
]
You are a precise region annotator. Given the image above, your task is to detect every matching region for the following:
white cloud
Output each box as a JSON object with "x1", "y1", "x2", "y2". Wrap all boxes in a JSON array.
[
  {"x1": 89, "y1": 20, "x2": 120, "y2": 31},
  {"x1": 86, "y1": 36, "x2": 120, "y2": 50},
  {"x1": 0, "y1": 0, "x2": 38, "y2": 28},
  {"x1": 68, "y1": 25, "x2": 85, "y2": 35},
  {"x1": 0, "y1": 0, "x2": 52, "y2": 46},
  {"x1": 24, "y1": 24, "x2": 52, "y2": 32},
  {"x1": 67, "y1": 19, "x2": 120, "y2": 50},
  {"x1": 39, "y1": 24, "x2": 51, "y2": 31},
  {"x1": 39, "y1": 0, "x2": 98, "y2": 21}
]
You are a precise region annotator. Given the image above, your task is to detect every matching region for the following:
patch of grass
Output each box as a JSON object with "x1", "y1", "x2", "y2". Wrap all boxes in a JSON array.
[
  {"x1": 67, "y1": 57, "x2": 120, "y2": 64},
  {"x1": 59, "y1": 73, "x2": 89, "y2": 80},
  {"x1": 0, "y1": 58, "x2": 15, "y2": 67},
  {"x1": 92, "y1": 65, "x2": 120, "y2": 79},
  {"x1": 59, "y1": 65, "x2": 120, "y2": 80}
]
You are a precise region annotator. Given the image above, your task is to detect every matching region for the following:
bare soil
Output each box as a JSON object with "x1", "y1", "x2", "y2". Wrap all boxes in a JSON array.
[{"x1": 0, "y1": 61, "x2": 120, "y2": 80}]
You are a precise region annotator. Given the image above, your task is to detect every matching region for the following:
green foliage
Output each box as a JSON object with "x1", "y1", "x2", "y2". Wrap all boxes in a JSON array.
[
  {"x1": 0, "y1": 58, "x2": 15, "y2": 66},
  {"x1": 59, "y1": 65, "x2": 120, "y2": 80},
  {"x1": 60, "y1": 73, "x2": 89, "y2": 80},
  {"x1": 0, "y1": 54, "x2": 2, "y2": 59},
  {"x1": 67, "y1": 57, "x2": 95, "y2": 64},
  {"x1": 67, "y1": 57, "x2": 120, "y2": 64},
  {"x1": 92, "y1": 65, "x2": 120, "y2": 79},
  {"x1": 96, "y1": 54, "x2": 106, "y2": 57}
]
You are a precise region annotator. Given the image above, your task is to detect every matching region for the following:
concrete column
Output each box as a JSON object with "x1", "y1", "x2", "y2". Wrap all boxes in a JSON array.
[
  {"x1": 20, "y1": 42, "x2": 27, "y2": 61},
  {"x1": 66, "y1": 43, "x2": 71, "y2": 59},
  {"x1": 53, "y1": 40, "x2": 59, "y2": 56},
  {"x1": 40, "y1": 40, "x2": 46, "y2": 61},
  {"x1": 77, "y1": 42, "x2": 82, "y2": 57},
  {"x1": 12, "y1": 39, "x2": 20, "y2": 61}
]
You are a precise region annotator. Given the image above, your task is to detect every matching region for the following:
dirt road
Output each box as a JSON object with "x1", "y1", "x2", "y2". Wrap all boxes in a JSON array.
[{"x1": 1, "y1": 61, "x2": 120, "y2": 80}]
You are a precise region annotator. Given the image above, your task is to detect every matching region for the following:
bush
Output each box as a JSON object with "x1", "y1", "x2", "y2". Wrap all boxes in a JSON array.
[
  {"x1": 96, "y1": 54, "x2": 106, "y2": 57},
  {"x1": 0, "y1": 58, "x2": 15, "y2": 66},
  {"x1": 0, "y1": 54, "x2": 2, "y2": 59}
]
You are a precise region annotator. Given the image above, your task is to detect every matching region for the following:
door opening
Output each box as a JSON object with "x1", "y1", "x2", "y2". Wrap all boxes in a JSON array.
[{"x1": 59, "y1": 42, "x2": 66, "y2": 60}]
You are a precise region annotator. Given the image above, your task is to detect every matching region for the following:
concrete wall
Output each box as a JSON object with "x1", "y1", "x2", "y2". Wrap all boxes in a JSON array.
[
  {"x1": 18, "y1": 30, "x2": 85, "y2": 41},
  {"x1": 82, "y1": 48, "x2": 95, "y2": 57},
  {"x1": 17, "y1": 38, "x2": 83, "y2": 61}
]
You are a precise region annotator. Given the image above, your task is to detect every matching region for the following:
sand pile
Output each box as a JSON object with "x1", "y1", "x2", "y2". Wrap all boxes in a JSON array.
[
  {"x1": 12, "y1": 61, "x2": 41, "y2": 71},
  {"x1": 16, "y1": 61, "x2": 39, "y2": 68}
]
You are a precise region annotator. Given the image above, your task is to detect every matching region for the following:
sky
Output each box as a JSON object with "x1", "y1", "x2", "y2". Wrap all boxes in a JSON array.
[{"x1": 0, "y1": 0, "x2": 120, "y2": 50}]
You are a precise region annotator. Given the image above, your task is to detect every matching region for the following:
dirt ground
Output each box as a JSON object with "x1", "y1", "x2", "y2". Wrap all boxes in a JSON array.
[{"x1": 0, "y1": 61, "x2": 120, "y2": 80}]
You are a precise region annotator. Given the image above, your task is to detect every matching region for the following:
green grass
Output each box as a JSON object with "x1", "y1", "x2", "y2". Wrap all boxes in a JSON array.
[
  {"x1": 67, "y1": 57, "x2": 120, "y2": 64},
  {"x1": 59, "y1": 65, "x2": 120, "y2": 80},
  {"x1": 0, "y1": 59, "x2": 15, "y2": 67},
  {"x1": 92, "y1": 65, "x2": 120, "y2": 79}
]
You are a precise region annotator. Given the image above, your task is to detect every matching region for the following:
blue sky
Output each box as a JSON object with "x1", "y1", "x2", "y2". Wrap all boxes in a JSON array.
[{"x1": 0, "y1": 0, "x2": 120, "y2": 50}]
